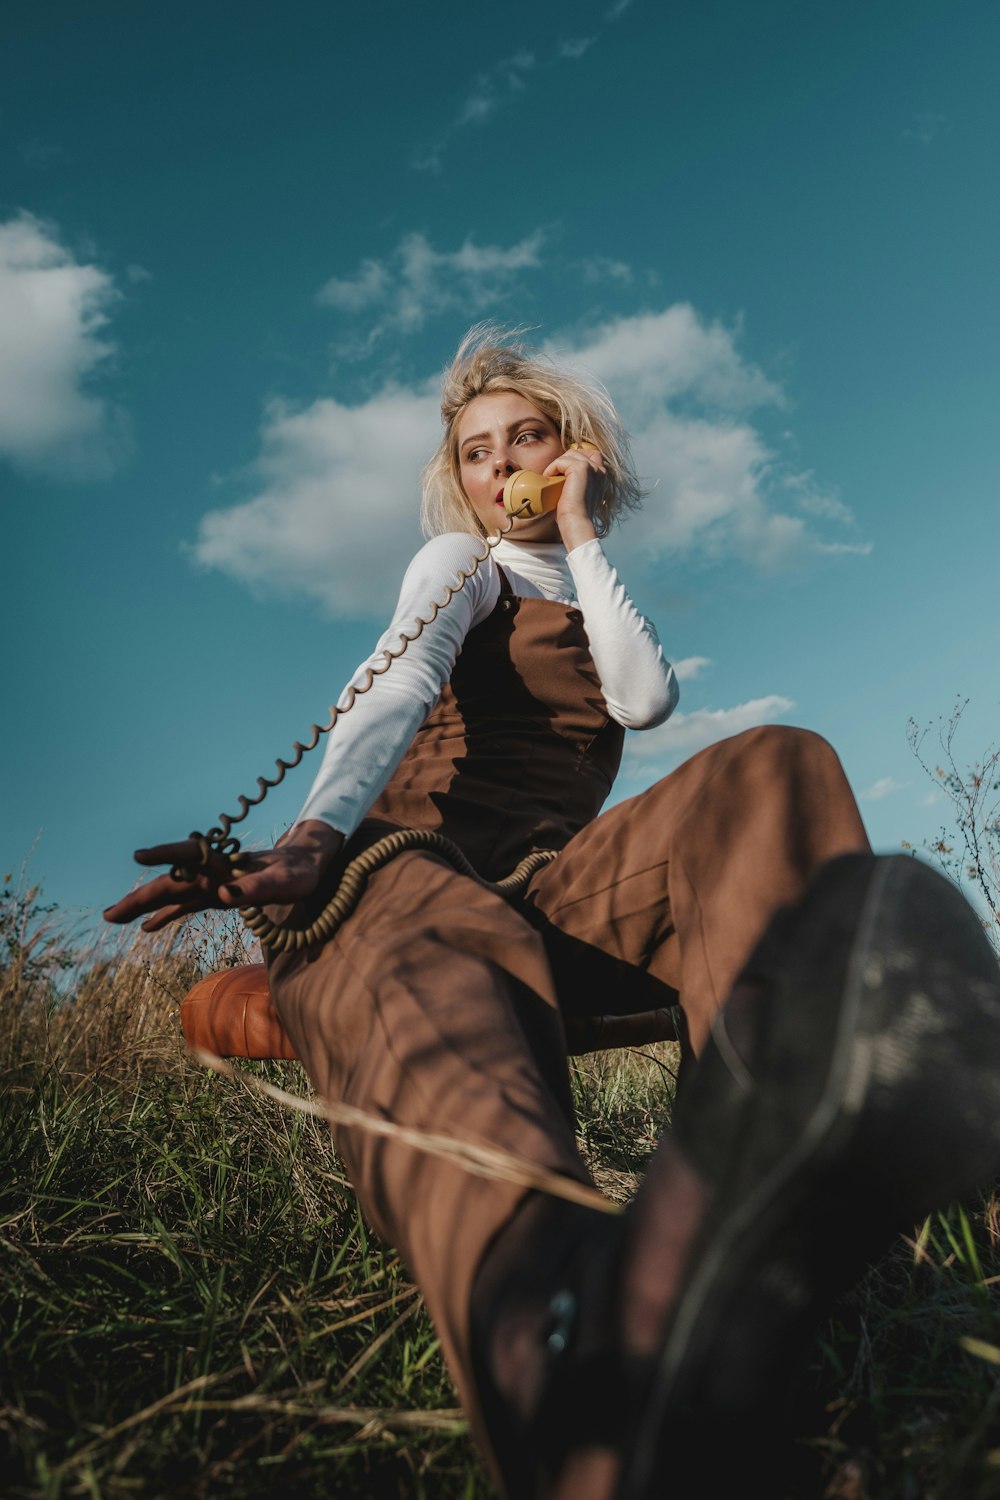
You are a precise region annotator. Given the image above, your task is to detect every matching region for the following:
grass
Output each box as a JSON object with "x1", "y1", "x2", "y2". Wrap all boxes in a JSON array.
[{"x1": 2, "y1": 871, "x2": 1000, "y2": 1498}]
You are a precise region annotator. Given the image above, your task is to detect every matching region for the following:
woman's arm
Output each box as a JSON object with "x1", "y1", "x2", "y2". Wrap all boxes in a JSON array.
[
  {"x1": 293, "y1": 530, "x2": 500, "y2": 835},
  {"x1": 567, "y1": 540, "x2": 679, "y2": 729},
  {"x1": 105, "y1": 533, "x2": 500, "y2": 930},
  {"x1": 544, "y1": 444, "x2": 677, "y2": 730}
]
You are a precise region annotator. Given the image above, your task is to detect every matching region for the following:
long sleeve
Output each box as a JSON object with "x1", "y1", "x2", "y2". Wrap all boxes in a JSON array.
[
  {"x1": 294, "y1": 531, "x2": 678, "y2": 838},
  {"x1": 566, "y1": 539, "x2": 679, "y2": 729},
  {"x1": 295, "y1": 532, "x2": 502, "y2": 836}
]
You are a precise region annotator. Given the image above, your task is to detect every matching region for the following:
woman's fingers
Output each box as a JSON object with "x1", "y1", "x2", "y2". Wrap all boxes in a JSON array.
[
  {"x1": 216, "y1": 852, "x2": 322, "y2": 908},
  {"x1": 544, "y1": 446, "x2": 606, "y2": 478},
  {"x1": 139, "y1": 896, "x2": 215, "y2": 933},
  {"x1": 132, "y1": 839, "x2": 202, "y2": 867},
  {"x1": 543, "y1": 448, "x2": 607, "y2": 512},
  {"x1": 134, "y1": 838, "x2": 238, "y2": 882},
  {"x1": 104, "y1": 841, "x2": 239, "y2": 925},
  {"x1": 104, "y1": 844, "x2": 325, "y2": 928},
  {"x1": 103, "y1": 870, "x2": 225, "y2": 925}
]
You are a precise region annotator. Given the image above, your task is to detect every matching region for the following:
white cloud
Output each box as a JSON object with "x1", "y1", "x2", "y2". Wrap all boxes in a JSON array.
[
  {"x1": 191, "y1": 385, "x2": 438, "y2": 617},
  {"x1": 0, "y1": 211, "x2": 127, "y2": 479},
  {"x1": 458, "y1": 49, "x2": 536, "y2": 124},
  {"x1": 317, "y1": 231, "x2": 545, "y2": 352},
  {"x1": 416, "y1": 1, "x2": 638, "y2": 170},
  {"x1": 414, "y1": 51, "x2": 538, "y2": 171},
  {"x1": 194, "y1": 302, "x2": 867, "y2": 613},
  {"x1": 624, "y1": 694, "x2": 795, "y2": 765},
  {"x1": 787, "y1": 481, "x2": 867, "y2": 550},
  {"x1": 555, "y1": 305, "x2": 782, "y2": 414},
  {"x1": 414, "y1": 13, "x2": 613, "y2": 173},
  {"x1": 813, "y1": 538, "x2": 872, "y2": 557},
  {"x1": 673, "y1": 656, "x2": 711, "y2": 681},
  {"x1": 549, "y1": 307, "x2": 868, "y2": 568},
  {"x1": 560, "y1": 37, "x2": 595, "y2": 59},
  {"x1": 862, "y1": 775, "x2": 906, "y2": 801},
  {"x1": 316, "y1": 257, "x2": 387, "y2": 313},
  {"x1": 581, "y1": 255, "x2": 633, "y2": 285}
]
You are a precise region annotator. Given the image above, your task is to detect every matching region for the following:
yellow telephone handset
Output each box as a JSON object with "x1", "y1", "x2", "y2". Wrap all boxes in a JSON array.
[{"x1": 502, "y1": 442, "x2": 599, "y2": 517}]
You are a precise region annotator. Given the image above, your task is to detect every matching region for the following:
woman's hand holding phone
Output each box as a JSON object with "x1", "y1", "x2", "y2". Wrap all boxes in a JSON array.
[
  {"x1": 103, "y1": 820, "x2": 345, "y2": 933},
  {"x1": 501, "y1": 443, "x2": 605, "y2": 545},
  {"x1": 545, "y1": 442, "x2": 605, "y2": 552}
]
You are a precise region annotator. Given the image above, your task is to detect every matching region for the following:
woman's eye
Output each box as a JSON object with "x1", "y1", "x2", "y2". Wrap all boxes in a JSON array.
[
  {"x1": 467, "y1": 448, "x2": 487, "y2": 462},
  {"x1": 515, "y1": 430, "x2": 541, "y2": 445}
]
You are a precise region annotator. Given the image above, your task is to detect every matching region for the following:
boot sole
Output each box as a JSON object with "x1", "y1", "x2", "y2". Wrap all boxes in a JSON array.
[{"x1": 616, "y1": 855, "x2": 1000, "y2": 1498}]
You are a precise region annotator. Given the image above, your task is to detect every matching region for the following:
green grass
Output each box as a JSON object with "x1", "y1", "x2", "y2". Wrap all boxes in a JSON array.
[
  {"x1": 2, "y1": 1061, "x2": 472, "y2": 1498},
  {"x1": 2, "y1": 875, "x2": 1000, "y2": 1498}
]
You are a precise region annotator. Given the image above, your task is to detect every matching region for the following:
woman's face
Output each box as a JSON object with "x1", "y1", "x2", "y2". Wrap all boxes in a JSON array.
[{"x1": 456, "y1": 391, "x2": 565, "y2": 541}]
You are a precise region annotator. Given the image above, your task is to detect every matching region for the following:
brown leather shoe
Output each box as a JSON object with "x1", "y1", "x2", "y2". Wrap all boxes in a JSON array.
[{"x1": 179, "y1": 964, "x2": 299, "y2": 1059}]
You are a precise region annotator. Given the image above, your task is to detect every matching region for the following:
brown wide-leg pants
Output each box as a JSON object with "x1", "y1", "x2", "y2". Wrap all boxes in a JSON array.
[{"x1": 267, "y1": 726, "x2": 869, "y2": 1436}]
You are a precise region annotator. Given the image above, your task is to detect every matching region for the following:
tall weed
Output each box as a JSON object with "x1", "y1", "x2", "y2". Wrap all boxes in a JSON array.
[{"x1": 2, "y1": 879, "x2": 999, "y2": 1497}]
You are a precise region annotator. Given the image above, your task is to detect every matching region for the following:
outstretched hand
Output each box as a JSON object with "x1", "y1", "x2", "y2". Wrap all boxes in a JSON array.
[{"x1": 103, "y1": 821, "x2": 345, "y2": 933}]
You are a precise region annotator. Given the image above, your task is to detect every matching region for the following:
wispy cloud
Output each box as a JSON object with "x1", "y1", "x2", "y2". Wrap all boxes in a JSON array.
[
  {"x1": 862, "y1": 775, "x2": 906, "y2": 801},
  {"x1": 624, "y1": 694, "x2": 796, "y2": 766},
  {"x1": 413, "y1": 51, "x2": 538, "y2": 172},
  {"x1": 193, "y1": 302, "x2": 868, "y2": 613},
  {"x1": 413, "y1": 4, "x2": 631, "y2": 172},
  {"x1": 459, "y1": 49, "x2": 536, "y2": 125},
  {"x1": 581, "y1": 255, "x2": 633, "y2": 285},
  {"x1": 317, "y1": 257, "x2": 387, "y2": 314},
  {"x1": 559, "y1": 37, "x2": 596, "y2": 60},
  {"x1": 901, "y1": 113, "x2": 948, "y2": 145},
  {"x1": 791, "y1": 487, "x2": 855, "y2": 524},
  {"x1": 673, "y1": 656, "x2": 711, "y2": 681},
  {"x1": 0, "y1": 211, "x2": 129, "y2": 479},
  {"x1": 317, "y1": 231, "x2": 545, "y2": 354}
]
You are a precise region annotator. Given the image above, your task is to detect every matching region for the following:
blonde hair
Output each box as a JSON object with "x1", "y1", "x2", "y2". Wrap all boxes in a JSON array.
[{"x1": 420, "y1": 323, "x2": 643, "y2": 539}]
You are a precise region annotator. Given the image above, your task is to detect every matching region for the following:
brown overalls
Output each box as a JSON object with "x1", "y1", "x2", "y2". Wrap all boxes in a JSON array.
[{"x1": 266, "y1": 570, "x2": 869, "y2": 1448}]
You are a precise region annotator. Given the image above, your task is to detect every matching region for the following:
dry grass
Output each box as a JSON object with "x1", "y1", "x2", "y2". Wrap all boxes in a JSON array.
[{"x1": 3, "y1": 872, "x2": 1000, "y2": 1497}]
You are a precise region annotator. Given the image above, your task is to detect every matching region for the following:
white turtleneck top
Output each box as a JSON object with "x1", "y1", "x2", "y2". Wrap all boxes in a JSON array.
[{"x1": 295, "y1": 532, "x2": 678, "y2": 838}]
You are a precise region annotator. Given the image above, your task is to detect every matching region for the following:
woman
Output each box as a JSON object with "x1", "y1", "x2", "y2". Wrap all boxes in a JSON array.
[{"x1": 106, "y1": 328, "x2": 1000, "y2": 1498}]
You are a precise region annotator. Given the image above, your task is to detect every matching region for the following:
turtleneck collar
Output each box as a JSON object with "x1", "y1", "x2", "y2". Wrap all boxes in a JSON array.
[{"x1": 491, "y1": 536, "x2": 575, "y2": 604}]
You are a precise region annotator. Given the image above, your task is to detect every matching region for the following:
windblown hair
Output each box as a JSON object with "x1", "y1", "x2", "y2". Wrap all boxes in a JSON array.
[{"x1": 420, "y1": 324, "x2": 643, "y2": 539}]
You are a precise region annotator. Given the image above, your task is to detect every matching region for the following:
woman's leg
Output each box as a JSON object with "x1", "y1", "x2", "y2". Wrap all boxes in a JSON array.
[
  {"x1": 524, "y1": 725, "x2": 871, "y2": 1051},
  {"x1": 266, "y1": 848, "x2": 599, "y2": 1451},
  {"x1": 510, "y1": 728, "x2": 1000, "y2": 1496},
  {"x1": 265, "y1": 733, "x2": 1000, "y2": 1498}
]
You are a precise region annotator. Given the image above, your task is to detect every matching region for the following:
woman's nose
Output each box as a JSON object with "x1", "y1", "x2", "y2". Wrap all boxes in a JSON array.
[{"x1": 494, "y1": 453, "x2": 516, "y2": 475}]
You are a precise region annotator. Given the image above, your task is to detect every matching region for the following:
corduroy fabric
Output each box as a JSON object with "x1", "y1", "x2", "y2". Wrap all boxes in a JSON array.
[{"x1": 265, "y1": 591, "x2": 870, "y2": 1470}]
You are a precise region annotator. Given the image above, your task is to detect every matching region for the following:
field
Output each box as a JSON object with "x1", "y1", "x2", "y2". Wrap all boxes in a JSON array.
[{"x1": 2, "y1": 872, "x2": 1000, "y2": 1499}]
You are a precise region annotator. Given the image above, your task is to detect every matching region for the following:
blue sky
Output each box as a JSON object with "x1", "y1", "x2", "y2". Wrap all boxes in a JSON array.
[{"x1": 3, "y1": 0, "x2": 998, "y2": 929}]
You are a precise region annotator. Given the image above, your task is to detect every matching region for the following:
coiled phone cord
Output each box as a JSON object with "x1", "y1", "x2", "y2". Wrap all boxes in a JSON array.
[
  {"x1": 240, "y1": 831, "x2": 558, "y2": 953},
  {"x1": 172, "y1": 503, "x2": 557, "y2": 949}
]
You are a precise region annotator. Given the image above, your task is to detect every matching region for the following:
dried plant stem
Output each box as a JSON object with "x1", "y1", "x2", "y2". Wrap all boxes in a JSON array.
[{"x1": 194, "y1": 1050, "x2": 622, "y2": 1216}]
